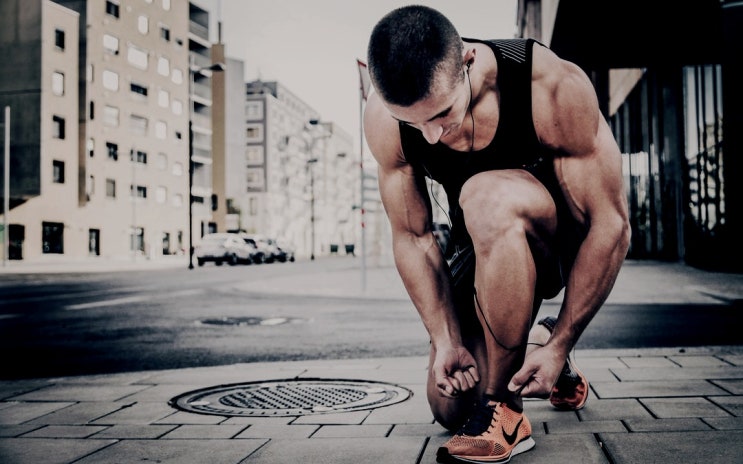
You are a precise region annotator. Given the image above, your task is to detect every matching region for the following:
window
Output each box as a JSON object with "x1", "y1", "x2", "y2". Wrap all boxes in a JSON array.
[
  {"x1": 89, "y1": 229, "x2": 100, "y2": 256},
  {"x1": 86, "y1": 64, "x2": 94, "y2": 82},
  {"x1": 171, "y1": 68, "x2": 183, "y2": 84},
  {"x1": 52, "y1": 115, "x2": 65, "y2": 139},
  {"x1": 172, "y1": 162, "x2": 183, "y2": 176},
  {"x1": 130, "y1": 82, "x2": 148, "y2": 98},
  {"x1": 52, "y1": 71, "x2": 64, "y2": 96},
  {"x1": 54, "y1": 29, "x2": 65, "y2": 50},
  {"x1": 106, "y1": 178, "x2": 116, "y2": 197},
  {"x1": 103, "y1": 105, "x2": 119, "y2": 127},
  {"x1": 155, "y1": 120, "x2": 167, "y2": 139},
  {"x1": 52, "y1": 160, "x2": 65, "y2": 183},
  {"x1": 103, "y1": 34, "x2": 119, "y2": 55},
  {"x1": 129, "y1": 114, "x2": 148, "y2": 136},
  {"x1": 158, "y1": 89, "x2": 169, "y2": 107},
  {"x1": 127, "y1": 45, "x2": 148, "y2": 70},
  {"x1": 137, "y1": 15, "x2": 149, "y2": 34},
  {"x1": 42, "y1": 222, "x2": 64, "y2": 254},
  {"x1": 172, "y1": 193, "x2": 183, "y2": 207},
  {"x1": 105, "y1": 0, "x2": 120, "y2": 18},
  {"x1": 106, "y1": 142, "x2": 119, "y2": 161},
  {"x1": 156, "y1": 186, "x2": 167, "y2": 203},
  {"x1": 156, "y1": 152, "x2": 167, "y2": 170},
  {"x1": 102, "y1": 70, "x2": 119, "y2": 91},
  {"x1": 171, "y1": 99, "x2": 183, "y2": 115},
  {"x1": 130, "y1": 149, "x2": 147, "y2": 164},
  {"x1": 89, "y1": 101, "x2": 95, "y2": 120},
  {"x1": 160, "y1": 25, "x2": 170, "y2": 42},
  {"x1": 245, "y1": 101, "x2": 264, "y2": 120},
  {"x1": 162, "y1": 0, "x2": 171, "y2": 11},
  {"x1": 86, "y1": 174, "x2": 95, "y2": 199},
  {"x1": 131, "y1": 227, "x2": 144, "y2": 253},
  {"x1": 87, "y1": 138, "x2": 94, "y2": 158},
  {"x1": 246, "y1": 124, "x2": 263, "y2": 142},
  {"x1": 246, "y1": 145, "x2": 264, "y2": 164},
  {"x1": 157, "y1": 56, "x2": 169, "y2": 76},
  {"x1": 131, "y1": 184, "x2": 147, "y2": 199}
]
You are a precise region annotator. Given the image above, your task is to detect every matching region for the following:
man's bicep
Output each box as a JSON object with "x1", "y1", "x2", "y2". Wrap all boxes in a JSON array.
[{"x1": 378, "y1": 164, "x2": 432, "y2": 237}]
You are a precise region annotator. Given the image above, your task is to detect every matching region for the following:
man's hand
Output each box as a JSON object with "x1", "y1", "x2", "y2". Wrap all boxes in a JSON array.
[
  {"x1": 431, "y1": 345, "x2": 480, "y2": 397},
  {"x1": 508, "y1": 345, "x2": 564, "y2": 398}
]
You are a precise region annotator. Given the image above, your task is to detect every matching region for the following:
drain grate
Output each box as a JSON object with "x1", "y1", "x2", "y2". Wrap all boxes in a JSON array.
[{"x1": 169, "y1": 378, "x2": 412, "y2": 416}]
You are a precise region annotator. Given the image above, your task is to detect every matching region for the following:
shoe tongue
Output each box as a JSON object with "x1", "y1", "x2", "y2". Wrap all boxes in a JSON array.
[{"x1": 458, "y1": 399, "x2": 498, "y2": 436}]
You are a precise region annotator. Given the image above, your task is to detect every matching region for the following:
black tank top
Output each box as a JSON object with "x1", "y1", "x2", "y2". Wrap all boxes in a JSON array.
[{"x1": 399, "y1": 38, "x2": 585, "y2": 262}]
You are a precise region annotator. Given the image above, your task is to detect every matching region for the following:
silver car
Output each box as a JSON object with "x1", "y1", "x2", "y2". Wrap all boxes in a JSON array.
[{"x1": 195, "y1": 233, "x2": 254, "y2": 266}]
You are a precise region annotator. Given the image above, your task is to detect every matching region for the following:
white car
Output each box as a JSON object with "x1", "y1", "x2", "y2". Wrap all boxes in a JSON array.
[{"x1": 195, "y1": 233, "x2": 254, "y2": 266}]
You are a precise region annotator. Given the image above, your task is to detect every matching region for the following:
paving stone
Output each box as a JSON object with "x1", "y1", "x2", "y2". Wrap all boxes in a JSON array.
[
  {"x1": 363, "y1": 385, "x2": 433, "y2": 425},
  {"x1": 524, "y1": 400, "x2": 581, "y2": 423},
  {"x1": 0, "y1": 401, "x2": 73, "y2": 425},
  {"x1": 160, "y1": 423, "x2": 247, "y2": 439},
  {"x1": 709, "y1": 396, "x2": 743, "y2": 416},
  {"x1": 611, "y1": 366, "x2": 743, "y2": 382},
  {"x1": 388, "y1": 423, "x2": 450, "y2": 438},
  {"x1": 592, "y1": 380, "x2": 728, "y2": 398},
  {"x1": 20, "y1": 424, "x2": 108, "y2": 438},
  {"x1": 712, "y1": 379, "x2": 743, "y2": 394},
  {"x1": 703, "y1": 416, "x2": 743, "y2": 430},
  {"x1": 0, "y1": 437, "x2": 116, "y2": 464},
  {"x1": 312, "y1": 424, "x2": 392, "y2": 438},
  {"x1": 234, "y1": 423, "x2": 318, "y2": 439},
  {"x1": 222, "y1": 416, "x2": 294, "y2": 426},
  {"x1": 91, "y1": 401, "x2": 177, "y2": 424},
  {"x1": 502, "y1": 434, "x2": 610, "y2": 464},
  {"x1": 619, "y1": 356, "x2": 679, "y2": 368},
  {"x1": 0, "y1": 380, "x2": 54, "y2": 400},
  {"x1": 155, "y1": 410, "x2": 226, "y2": 425},
  {"x1": 246, "y1": 437, "x2": 425, "y2": 464},
  {"x1": 26, "y1": 402, "x2": 131, "y2": 425},
  {"x1": 292, "y1": 410, "x2": 370, "y2": 425},
  {"x1": 718, "y1": 354, "x2": 743, "y2": 366},
  {"x1": 0, "y1": 424, "x2": 43, "y2": 437},
  {"x1": 624, "y1": 417, "x2": 712, "y2": 432},
  {"x1": 668, "y1": 355, "x2": 731, "y2": 367},
  {"x1": 599, "y1": 430, "x2": 743, "y2": 463},
  {"x1": 572, "y1": 355, "x2": 627, "y2": 370},
  {"x1": 546, "y1": 419, "x2": 626, "y2": 434},
  {"x1": 88, "y1": 424, "x2": 177, "y2": 439},
  {"x1": 8, "y1": 384, "x2": 149, "y2": 402},
  {"x1": 641, "y1": 397, "x2": 731, "y2": 418},
  {"x1": 577, "y1": 398, "x2": 653, "y2": 421},
  {"x1": 73, "y1": 438, "x2": 267, "y2": 464}
]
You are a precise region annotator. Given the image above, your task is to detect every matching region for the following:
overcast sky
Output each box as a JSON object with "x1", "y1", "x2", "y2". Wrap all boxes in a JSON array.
[{"x1": 192, "y1": 0, "x2": 519, "y2": 151}]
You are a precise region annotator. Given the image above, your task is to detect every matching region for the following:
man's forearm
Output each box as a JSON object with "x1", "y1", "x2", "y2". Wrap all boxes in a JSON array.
[
  {"x1": 393, "y1": 233, "x2": 463, "y2": 347},
  {"x1": 548, "y1": 221, "x2": 630, "y2": 355}
]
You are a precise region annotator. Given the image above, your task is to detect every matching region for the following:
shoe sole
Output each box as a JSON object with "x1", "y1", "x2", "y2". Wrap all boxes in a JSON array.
[
  {"x1": 549, "y1": 355, "x2": 589, "y2": 411},
  {"x1": 438, "y1": 437, "x2": 536, "y2": 463}
]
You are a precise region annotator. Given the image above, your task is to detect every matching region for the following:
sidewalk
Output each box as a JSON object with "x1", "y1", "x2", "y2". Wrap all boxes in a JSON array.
[{"x1": 1, "y1": 258, "x2": 742, "y2": 463}]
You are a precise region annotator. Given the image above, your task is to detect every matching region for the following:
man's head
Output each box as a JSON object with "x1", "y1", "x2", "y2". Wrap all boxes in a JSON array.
[{"x1": 367, "y1": 5, "x2": 464, "y2": 107}]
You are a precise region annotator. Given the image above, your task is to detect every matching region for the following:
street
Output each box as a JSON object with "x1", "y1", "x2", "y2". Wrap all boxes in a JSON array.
[{"x1": 0, "y1": 257, "x2": 741, "y2": 380}]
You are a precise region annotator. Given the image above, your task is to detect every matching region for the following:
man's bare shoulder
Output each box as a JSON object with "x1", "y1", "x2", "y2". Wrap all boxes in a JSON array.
[
  {"x1": 364, "y1": 92, "x2": 407, "y2": 169},
  {"x1": 530, "y1": 44, "x2": 601, "y2": 155}
]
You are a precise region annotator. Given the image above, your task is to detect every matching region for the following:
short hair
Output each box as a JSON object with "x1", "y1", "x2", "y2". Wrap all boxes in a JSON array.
[{"x1": 367, "y1": 5, "x2": 464, "y2": 107}]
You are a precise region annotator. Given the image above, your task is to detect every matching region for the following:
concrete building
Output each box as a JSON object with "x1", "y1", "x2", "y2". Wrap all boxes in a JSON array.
[
  {"x1": 517, "y1": 0, "x2": 742, "y2": 271},
  {"x1": 240, "y1": 80, "x2": 356, "y2": 259},
  {"x1": 0, "y1": 0, "x2": 221, "y2": 262}
]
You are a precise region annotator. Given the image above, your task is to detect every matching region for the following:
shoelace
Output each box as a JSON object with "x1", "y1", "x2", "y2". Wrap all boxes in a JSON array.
[{"x1": 458, "y1": 400, "x2": 499, "y2": 436}]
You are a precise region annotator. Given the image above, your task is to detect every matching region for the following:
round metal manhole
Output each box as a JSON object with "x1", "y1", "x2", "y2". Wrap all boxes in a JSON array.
[{"x1": 169, "y1": 378, "x2": 412, "y2": 417}]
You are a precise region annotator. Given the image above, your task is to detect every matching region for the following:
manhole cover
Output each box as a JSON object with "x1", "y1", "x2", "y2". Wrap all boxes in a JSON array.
[{"x1": 169, "y1": 378, "x2": 412, "y2": 416}]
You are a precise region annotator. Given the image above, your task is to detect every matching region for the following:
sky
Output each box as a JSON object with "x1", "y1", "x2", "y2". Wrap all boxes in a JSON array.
[{"x1": 192, "y1": 0, "x2": 519, "y2": 152}]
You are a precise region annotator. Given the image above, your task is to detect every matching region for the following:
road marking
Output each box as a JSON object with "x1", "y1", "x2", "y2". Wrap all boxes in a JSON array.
[
  {"x1": 65, "y1": 296, "x2": 147, "y2": 310},
  {"x1": 64, "y1": 288, "x2": 205, "y2": 311}
]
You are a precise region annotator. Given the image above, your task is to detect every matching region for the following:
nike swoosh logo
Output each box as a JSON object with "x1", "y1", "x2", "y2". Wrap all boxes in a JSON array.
[{"x1": 502, "y1": 417, "x2": 523, "y2": 446}]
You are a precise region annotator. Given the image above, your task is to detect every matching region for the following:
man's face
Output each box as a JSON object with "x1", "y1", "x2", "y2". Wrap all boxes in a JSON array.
[{"x1": 386, "y1": 70, "x2": 470, "y2": 146}]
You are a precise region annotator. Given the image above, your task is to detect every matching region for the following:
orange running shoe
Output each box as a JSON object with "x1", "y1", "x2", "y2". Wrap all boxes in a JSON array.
[
  {"x1": 537, "y1": 317, "x2": 590, "y2": 411},
  {"x1": 437, "y1": 399, "x2": 535, "y2": 463}
]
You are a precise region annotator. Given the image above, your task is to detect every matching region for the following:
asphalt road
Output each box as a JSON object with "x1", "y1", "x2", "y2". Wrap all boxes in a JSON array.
[{"x1": 0, "y1": 260, "x2": 741, "y2": 380}]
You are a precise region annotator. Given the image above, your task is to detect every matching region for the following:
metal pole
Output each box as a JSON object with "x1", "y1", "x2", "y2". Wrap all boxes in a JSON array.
[
  {"x1": 359, "y1": 88, "x2": 367, "y2": 291},
  {"x1": 310, "y1": 160, "x2": 315, "y2": 261},
  {"x1": 188, "y1": 55, "x2": 195, "y2": 269},
  {"x1": 3, "y1": 106, "x2": 9, "y2": 267}
]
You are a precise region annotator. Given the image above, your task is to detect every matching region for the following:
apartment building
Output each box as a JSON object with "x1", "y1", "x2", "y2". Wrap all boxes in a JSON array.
[
  {"x1": 242, "y1": 80, "x2": 356, "y2": 259},
  {"x1": 0, "y1": 0, "x2": 218, "y2": 262}
]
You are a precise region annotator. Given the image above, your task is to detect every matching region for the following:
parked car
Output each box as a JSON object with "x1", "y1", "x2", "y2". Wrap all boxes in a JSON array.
[
  {"x1": 241, "y1": 234, "x2": 282, "y2": 263},
  {"x1": 240, "y1": 235, "x2": 266, "y2": 264},
  {"x1": 195, "y1": 233, "x2": 254, "y2": 266},
  {"x1": 275, "y1": 239, "x2": 295, "y2": 262}
]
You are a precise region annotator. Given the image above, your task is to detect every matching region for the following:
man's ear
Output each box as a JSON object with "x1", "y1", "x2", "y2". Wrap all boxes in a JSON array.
[{"x1": 463, "y1": 47, "x2": 477, "y2": 69}]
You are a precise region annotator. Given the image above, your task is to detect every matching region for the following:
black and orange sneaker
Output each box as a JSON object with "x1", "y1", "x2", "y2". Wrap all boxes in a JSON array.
[
  {"x1": 537, "y1": 316, "x2": 590, "y2": 411},
  {"x1": 437, "y1": 399, "x2": 535, "y2": 463}
]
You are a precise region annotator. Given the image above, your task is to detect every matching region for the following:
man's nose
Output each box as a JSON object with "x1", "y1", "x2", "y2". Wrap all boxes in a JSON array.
[{"x1": 421, "y1": 123, "x2": 443, "y2": 145}]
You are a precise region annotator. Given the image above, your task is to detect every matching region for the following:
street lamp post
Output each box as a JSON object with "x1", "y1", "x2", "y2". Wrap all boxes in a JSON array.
[
  {"x1": 188, "y1": 59, "x2": 224, "y2": 270},
  {"x1": 307, "y1": 157, "x2": 318, "y2": 260}
]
